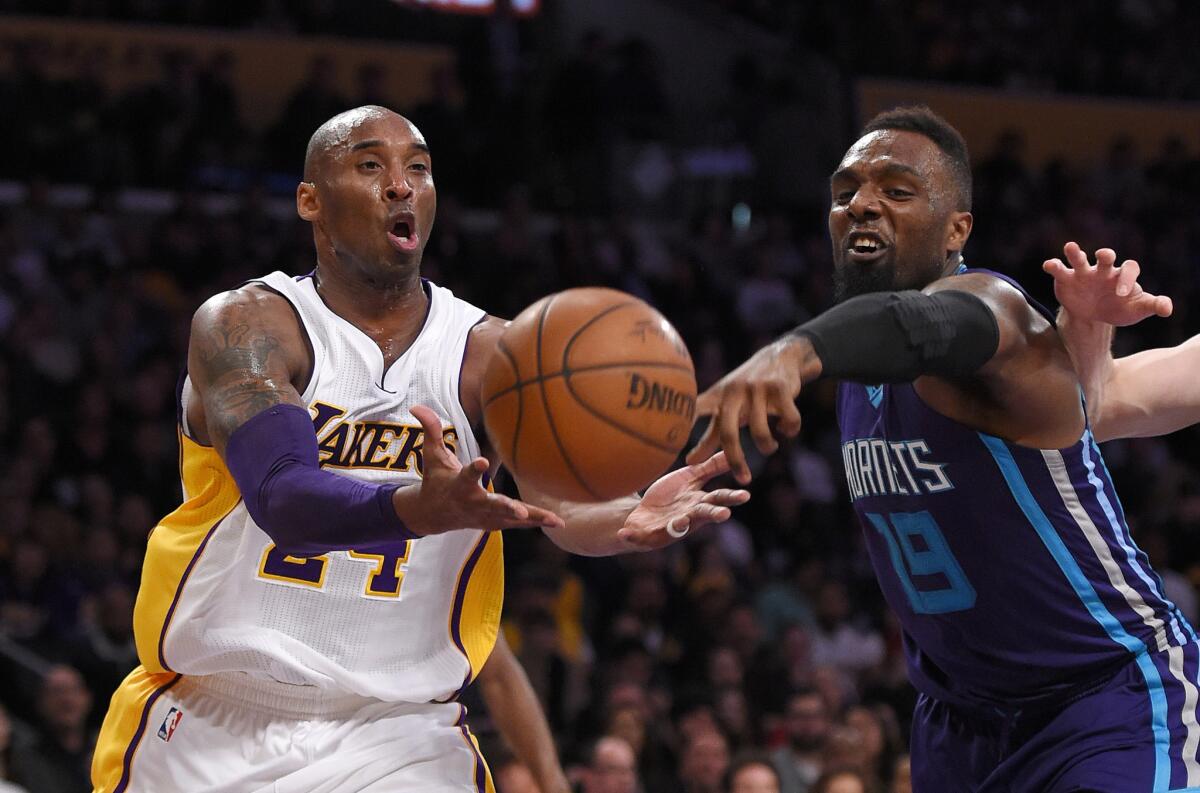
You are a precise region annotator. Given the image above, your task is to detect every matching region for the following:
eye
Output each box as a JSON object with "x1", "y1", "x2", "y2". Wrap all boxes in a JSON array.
[
  {"x1": 834, "y1": 190, "x2": 854, "y2": 205},
  {"x1": 885, "y1": 188, "x2": 913, "y2": 199},
  {"x1": 409, "y1": 162, "x2": 430, "y2": 173},
  {"x1": 359, "y1": 160, "x2": 382, "y2": 171}
]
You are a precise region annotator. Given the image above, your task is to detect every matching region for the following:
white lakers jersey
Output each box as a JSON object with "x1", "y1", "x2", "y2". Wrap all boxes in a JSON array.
[{"x1": 131, "y1": 272, "x2": 502, "y2": 704}]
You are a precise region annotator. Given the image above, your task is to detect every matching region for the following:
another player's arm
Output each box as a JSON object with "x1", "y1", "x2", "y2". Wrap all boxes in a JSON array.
[
  {"x1": 1073, "y1": 337, "x2": 1200, "y2": 441},
  {"x1": 1044, "y1": 242, "x2": 1189, "y2": 442},
  {"x1": 189, "y1": 289, "x2": 560, "y2": 556},
  {"x1": 516, "y1": 451, "x2": 747, "y2": 556},
  {"x1": 689, "y1": 272, "x2": 1083, "y2": 480},
  {"x1": 461, "y1": 318, "x2": 748, "y2": 556},
  {"x1": 475, "y1": 632, "x2": 570, "y2": 793}
]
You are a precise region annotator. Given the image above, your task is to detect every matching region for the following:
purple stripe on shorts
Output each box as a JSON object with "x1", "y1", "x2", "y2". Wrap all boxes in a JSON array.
[
  {"x1": 114, "y1": 674, "x2": 182, "y2": 793},
  {"x1": 456, "y1": 704, "x2": 488, "y2": 793}
]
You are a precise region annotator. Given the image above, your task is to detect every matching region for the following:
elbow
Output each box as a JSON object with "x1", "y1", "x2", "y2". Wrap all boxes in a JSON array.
[
  {"x1": 242, "y1": 477, "x2": 323, "y2": 557},
  {"x1": 246, "y1": 503, "x2": 302, "y2": 557},
  {"x1": 1090, "y1": 413, "x2": 1118, "y2": 444}
]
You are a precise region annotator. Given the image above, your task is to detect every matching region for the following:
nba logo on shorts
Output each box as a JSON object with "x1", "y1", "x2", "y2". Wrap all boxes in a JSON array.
[{"x1": 157, "y1": 707, "x2": 183, "y2": 742}]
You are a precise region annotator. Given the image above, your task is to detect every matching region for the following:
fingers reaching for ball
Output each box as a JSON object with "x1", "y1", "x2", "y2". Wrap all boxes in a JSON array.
[
  {"x1": 401, "y1": 405, "x2": 565, "y2": 536},
  {"x1": 686, "y1": 341, "x2": 806, "y2": 483},
  {"x1": 617, "y1": 452, "x2": 750, "y2": 550}
]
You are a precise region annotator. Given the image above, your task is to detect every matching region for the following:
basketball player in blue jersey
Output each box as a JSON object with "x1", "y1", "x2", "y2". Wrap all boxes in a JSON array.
[
  {"x1": 91, "y1": 105, "x2": 748, "y2": 792},
  {"x1": 689, "y1": 105, "x2": 1200, "y2": 792}
]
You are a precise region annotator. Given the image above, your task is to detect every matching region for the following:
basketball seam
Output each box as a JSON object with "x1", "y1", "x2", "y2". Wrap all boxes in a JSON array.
[
  {"x1": 535, "y1": 295, "x2": 602, "y2": 500},
  {"x1": 561, "y1": 299, "x2": 638, "y2": 356},
  {"x1": 562, "y1": 374, "x2": 683, "y2": 455},
  {"x1": 561, "y1": 300, "x2": 692, "y2": 456},
  {"x1": 495, "y1": 338, "x2": 523, "y2": 475},
  {"x1": 482, "y1": 360, "x2": 694, "y2": 406}
]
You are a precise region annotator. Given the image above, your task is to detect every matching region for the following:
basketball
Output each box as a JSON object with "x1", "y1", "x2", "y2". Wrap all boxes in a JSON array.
[{"x1": 481, "y1": 288, "x2": 697, "y2": 502}]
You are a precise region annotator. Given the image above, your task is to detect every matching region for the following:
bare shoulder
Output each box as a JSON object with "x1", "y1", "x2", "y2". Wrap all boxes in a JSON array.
[
  {"x1": 916, "y1": 272, "x2": 1083, "y2": 445},
  {"x1": 924, "y1": 272, "x2": 1046, "y2": 327},
  {"x1": 187, "y1": 284, "x2": 309, "y2": 449},
  {"x1": 460, "y1": 315, "x2": 508, "y2": 427},
  {"x1": 189, "y1": 285, "x2": 308, "y2": 380},
  {"x1": 191, "y1": 284, "x2": 299, "y2": 338}
]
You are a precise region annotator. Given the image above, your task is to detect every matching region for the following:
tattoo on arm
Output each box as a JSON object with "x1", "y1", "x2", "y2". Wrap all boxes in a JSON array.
[{"x1": 192, "y1": 302, "x2": 303, "y2": 452}]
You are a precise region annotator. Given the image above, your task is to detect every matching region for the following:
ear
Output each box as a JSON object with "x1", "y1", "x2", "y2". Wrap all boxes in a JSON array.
[
  {"x1": 297, "y1": 181, "x2": 319, "y2": 222},
  {"x1": 945, "y1": 211, "x2": 973, "y2": 258}
]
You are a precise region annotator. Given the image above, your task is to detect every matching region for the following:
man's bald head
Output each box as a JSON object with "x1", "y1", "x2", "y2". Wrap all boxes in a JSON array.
[{"x1": 303, "y1": 105, "x2": 409, "y2": 182}]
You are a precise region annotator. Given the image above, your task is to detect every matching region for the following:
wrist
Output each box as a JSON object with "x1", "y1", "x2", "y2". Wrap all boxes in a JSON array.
[
  {"x1": 1056, "y1": 306, "x2": 1104, "y2": 331},
  {"x1": 779, "y1": 333, "x2": 823, "y2": 384},
  {"x1": 390, "y1": 486, "x2": 429, "y2": 537}
]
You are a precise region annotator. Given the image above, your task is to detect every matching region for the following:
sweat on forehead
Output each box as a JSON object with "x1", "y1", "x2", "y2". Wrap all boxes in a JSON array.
[
  {"x1": 838, "y1": 129, "x2": 964, "y2": 209},
  {"x1": 841, "y1": 130, "x2": 938, "y2": 174},
  {"x1": 303, "y1": 105, "x2": 415, "y2": 180}
]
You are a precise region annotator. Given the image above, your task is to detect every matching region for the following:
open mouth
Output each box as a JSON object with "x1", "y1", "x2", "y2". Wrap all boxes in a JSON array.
[
  {"x1": 846, "y1": 232, "x2": 888, "y2": 261},
  {"x1": 387, "y1": 216, "x2": 419, "y2": 253}
]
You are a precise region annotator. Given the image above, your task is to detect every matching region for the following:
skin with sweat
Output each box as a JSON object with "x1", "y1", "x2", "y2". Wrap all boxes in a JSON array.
[
  {"x1": 690, "y1": 129, "x2": 1086, "y2": 481},
  {"x1": 186, "y1": 106, "x2": 747, "y2": 551}
]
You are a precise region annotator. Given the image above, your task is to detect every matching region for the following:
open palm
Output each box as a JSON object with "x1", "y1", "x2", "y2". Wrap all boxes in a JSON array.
[
  {"x1": 615, "y1": 451, "x2": 750, "y2": 551},
  {"x1": 1043, "y1": 241, "x2": 1172, "y2": 327}
]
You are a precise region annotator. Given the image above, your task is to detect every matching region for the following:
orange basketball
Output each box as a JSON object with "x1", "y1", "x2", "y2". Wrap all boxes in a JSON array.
[{"x1": 482, "y1": 288, "x2": 697, "y2": 502}]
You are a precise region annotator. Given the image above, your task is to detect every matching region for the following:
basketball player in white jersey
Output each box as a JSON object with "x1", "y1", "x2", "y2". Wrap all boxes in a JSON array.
[{"x1": 91, "y1": 105, "x2": 748, "y2": 792}]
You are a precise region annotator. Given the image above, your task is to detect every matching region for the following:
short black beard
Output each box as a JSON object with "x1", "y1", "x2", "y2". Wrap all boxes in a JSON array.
[{"x1": 832, "y1": 261, "x2": 897, "y2": 304}]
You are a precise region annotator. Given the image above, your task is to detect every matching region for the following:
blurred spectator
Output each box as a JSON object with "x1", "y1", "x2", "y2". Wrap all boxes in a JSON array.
[
  {"x1": 581, "y1": 735, "x2": 639, "y2": 793},
  {"x1": 772, "y1": 686, "x2": 830, "y2": 793},
  {"x1": 810, "y1": 767, "x2": 875, "y2": 793},
  {"x1": 541, "y1": 30, "x2": 611, "y2": 210},
  {"x1": 0, "y1": 704, "x2": 30, "y2": 793},
  {"x1": 8, "y1": 665, "x2": 93, "y2": 793},
  {"x1": 725, "y1": 752, "x2": 782, "y2": 793},
  {"x1": 408, "y1": 65, "x2": 474, "y2": 200},
  {"x1": 679, "y1": 729, "x2": 731, "y2": 793},
  {"x1": 494, "y1": 758, "x2": 541, "y2": 793},
  {"x1": 842, "y1": 705, "x2": 901, "y2": 786},
  {"x1": 607, "y1": 37, "x2": 671, "y2": 143},
  {"x1": 809, "y1": 582, "x2": 884, "y2": 676},
  {"x1": 64, "y1": 581, "x2": 138, "y2": 727},
  {"x1": 266, "y1": 56, "x2": 348, "y2": 170}
]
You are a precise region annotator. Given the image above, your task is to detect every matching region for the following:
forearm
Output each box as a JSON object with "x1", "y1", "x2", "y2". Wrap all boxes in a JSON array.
[
  {"x1": 538, "y1": 496, "x2": 641, "y2": 556},
  {"x1": 1090, "y1": 335, "x2": 1200, "y2": 441},
  {"x1": 225, "y1": 405, "x2": 417, "y2": 554},
  {"x1": 1056, "y1": 309, "x2": 1116, "y2": 434}
]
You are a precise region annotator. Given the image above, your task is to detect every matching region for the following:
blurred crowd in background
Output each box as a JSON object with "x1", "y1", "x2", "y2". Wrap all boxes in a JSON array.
[
  {"x1": 2, "y1": 2, "x2": 1200, "y2": 792},
  {"x1": 11, "y1": 0, "x2": 1200, "y2": 101}
]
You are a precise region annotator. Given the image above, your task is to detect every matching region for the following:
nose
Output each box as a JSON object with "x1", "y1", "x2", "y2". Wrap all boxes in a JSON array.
[
  {"x1": 384, "y1": 174, "x2": 413, "y2": 202},
  {"x1": 846, "y1": 188, "x2": 880, "y2": 221}
]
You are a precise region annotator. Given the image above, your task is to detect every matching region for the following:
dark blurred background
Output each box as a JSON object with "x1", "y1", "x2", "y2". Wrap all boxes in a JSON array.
[{"x1": 0, "y1": 1, "x2": 1198, "y2": 792}]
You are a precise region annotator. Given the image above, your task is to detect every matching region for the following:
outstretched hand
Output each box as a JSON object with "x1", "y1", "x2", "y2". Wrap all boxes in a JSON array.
[
  {"x1": 616, "y1": 451, "x2": 750, "y2": 551},
  {"x1": 399, "y1": 406, "x2": 565, "y2": 536},
  {"x1": 1043, "y1": 241, "x2": 1173, "y2": 327},
  {"x1": 685, "y1": 337, "x2": 807, "y2": 483}
]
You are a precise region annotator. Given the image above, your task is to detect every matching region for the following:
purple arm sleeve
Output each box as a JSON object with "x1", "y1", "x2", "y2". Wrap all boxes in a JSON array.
[{"x1": 224, "y1": 404, "x2": 419, "y2": 555}]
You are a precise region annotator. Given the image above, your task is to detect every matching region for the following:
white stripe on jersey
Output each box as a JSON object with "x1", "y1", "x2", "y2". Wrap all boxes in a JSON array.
[
  {"x1": 1042, "y1": 449, "x2": 1170, "y2": 652},
  {"x1": 1044, "y1": 449, "x2": 1200, "y2": 781}
]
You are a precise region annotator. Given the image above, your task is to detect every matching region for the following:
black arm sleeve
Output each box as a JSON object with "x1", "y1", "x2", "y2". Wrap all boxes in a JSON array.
[{"x1": 793, "y1": 289, "x2": 1000, "y2": 383}]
